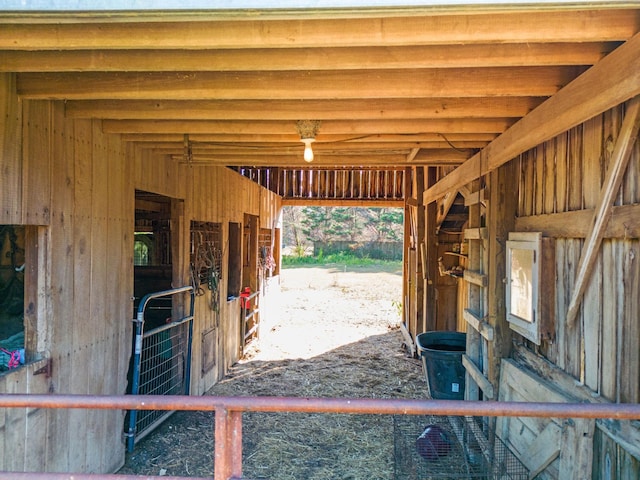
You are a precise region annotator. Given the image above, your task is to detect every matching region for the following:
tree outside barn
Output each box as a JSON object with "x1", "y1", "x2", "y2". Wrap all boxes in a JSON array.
[{"x1": 282, "y1": 206, "x2": 403, "y2": 259}]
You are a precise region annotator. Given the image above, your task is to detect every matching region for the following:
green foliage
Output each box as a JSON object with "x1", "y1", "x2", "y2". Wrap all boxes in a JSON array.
[
  {"x1": 282, "y1": 252, "x2": 401, "y2": 268},
  {"x1": 284, "y1": 205, "x2": 404, "y2": 247},
  {"x1": 361, "y1": 207, "x2": 404, "y2": 241},
  {"x1": 292, "y1": 244, "x2": 307, "y2": 258},
  {"x1": 301, "y1": 206, "x2": 333, "y2": 242}
]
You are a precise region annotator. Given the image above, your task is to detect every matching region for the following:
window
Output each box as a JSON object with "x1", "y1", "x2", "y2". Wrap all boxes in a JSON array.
[
  {"x1": 134, "y1": 234, "x2": 152, "y2": 266},
  {"x1": 0, "y1": 225, "x2": 45, "y2": 372},
  {"x1": 0, "y1": 225, "x2": 25, "y2": 371},
  {"x1": 506, "y1": 232, "x2": 542, "y2": 344}
]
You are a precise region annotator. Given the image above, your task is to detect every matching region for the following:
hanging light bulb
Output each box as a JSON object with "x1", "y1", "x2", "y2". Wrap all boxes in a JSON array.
[
  {"x1": 302, "y1": 137, "x2": 315, "y2": 162},
  {"x1": 296, "y1": 120, "x2": 321, "y2": 163}
]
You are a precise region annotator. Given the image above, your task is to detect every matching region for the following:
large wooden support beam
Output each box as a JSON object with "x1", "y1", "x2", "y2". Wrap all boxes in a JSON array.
[
  {"x1": 515, "y1": 203, "x2": 640, "y2": 238},
  {"x1": 423, "y1": 32, "x2": 640, "y2": 205},
  {"x1": 65, "y1": 97, "x2": 538, "y2": 121},
  {"x1": 565, "y1": 96, "x2": 640, "y2": 327},
  {"x1": 102, "y1": 118, "x2": 510, "y2": 135},
  {"x1": 1, "y1": 44, "x2": 614, "y2": 73},
  {"x1": 18, "y1": 67, "x2": 582, "y2": 100},
  {"x1": 1, "y1": 10, "x2": 636, "y2": 50}
]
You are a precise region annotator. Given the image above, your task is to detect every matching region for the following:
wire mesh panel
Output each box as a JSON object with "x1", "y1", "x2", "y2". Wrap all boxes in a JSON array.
[
  {"x1": 126, "y1": 286, "x2": 195, "y2": 451},
  {"x1": 135, "y1": 319, "x2": 191, "y2": 435},
  {"x1": 394, "y1": 415, "x2": 528, "y2": 480}
]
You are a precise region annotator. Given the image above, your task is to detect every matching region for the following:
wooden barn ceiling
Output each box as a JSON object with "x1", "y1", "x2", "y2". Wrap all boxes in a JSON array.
[{"x1": 1, "y1": 5, "x2": 639, "y2": 171}]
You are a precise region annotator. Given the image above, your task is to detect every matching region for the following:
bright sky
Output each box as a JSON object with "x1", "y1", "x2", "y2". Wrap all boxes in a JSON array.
[{"x1": 0, "y1": 0, "x2": 627, "y2": 12}]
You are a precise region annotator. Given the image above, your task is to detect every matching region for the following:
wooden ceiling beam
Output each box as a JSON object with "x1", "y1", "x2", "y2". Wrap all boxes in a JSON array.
[
  {"x1": 140, "y1": 141, "x2": 486, "y2": 154},
  {"x1": 102, "y1": 118, "x2": 513, "y2": 135},
  {"x1": 1, "y1": 10, "x2": 637, "y2": 49},
  {"x1": 122, "y1": 133, "x2": 498, "y2": 143},
  {"x1": 172, "y1": 149, "x2": 468, "y2": 166},
  {"x1": 174, "y1": 154, "x2": 410, "y2": 166},
  {"x1": 1, "y1": 42, "x2": 617, "y2": 72},
  {"x1": 65, "y1": 97, "x2": 544, "y2": 120},
  {"x1": 17, "y1": 67, "x2": 586, "y2": 100},
  {"x1": 423, "y1": 32, "x2": 640, "y2": 204}
]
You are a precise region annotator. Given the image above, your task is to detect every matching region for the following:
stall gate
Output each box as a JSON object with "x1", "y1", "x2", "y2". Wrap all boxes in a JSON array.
[{"x1": 126, "y1": 286, "x2": 195, "y2": 451}]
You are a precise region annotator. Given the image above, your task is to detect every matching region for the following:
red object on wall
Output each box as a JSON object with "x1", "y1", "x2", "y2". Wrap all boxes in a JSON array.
[{"x1": 240, "y1": 287, "x2": 251, "y2": 309}]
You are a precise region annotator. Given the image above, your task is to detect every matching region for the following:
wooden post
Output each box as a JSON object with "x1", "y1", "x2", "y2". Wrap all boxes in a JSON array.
[
  {"x1": 424, "y1": 167, "x2": 438, "y2": 332},
  {"x1": 487, "y1": 161, "x2": 518, "y2": 390},
  {"x1": 465, "y1": 180, "x2": 482, "y2": 401},
  {"x1": 415, "y1": 167, "x2": 426, "y2": 334},
  {"x1": 402, "y1": 167, "x2": 412, "y2": 339}
]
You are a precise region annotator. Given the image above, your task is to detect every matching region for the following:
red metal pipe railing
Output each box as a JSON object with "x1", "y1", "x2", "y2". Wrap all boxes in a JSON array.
[{"x1": 1, "y1": 393, "x2": 640, "y2": 480}]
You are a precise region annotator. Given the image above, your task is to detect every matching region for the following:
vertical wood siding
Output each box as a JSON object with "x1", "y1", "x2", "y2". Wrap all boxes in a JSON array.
[
  {"x1": 0, "y1": 92, "x2": 133, "y2": 473},
  {"x1": 0, "y1": 74, "x2": 282, "y2": 474},
  {"x1": 517, "y1": 102, "x2": 639, "y2": 400},
  {"x1": 515, "y1": 101, "x2": 639, "y2": 477}
]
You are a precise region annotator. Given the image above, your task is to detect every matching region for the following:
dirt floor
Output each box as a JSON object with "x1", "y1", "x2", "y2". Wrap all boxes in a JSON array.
[{"x1": 118, "y1": 263, "x2": 427, "y2": 479}]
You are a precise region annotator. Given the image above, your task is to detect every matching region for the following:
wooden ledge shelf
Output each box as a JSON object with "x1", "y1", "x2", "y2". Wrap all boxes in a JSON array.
[
  {"x1": 463, "y1": 269, "x2": 488, "y2": 286},
  {"x1": 464, "y1": 227, "x2": 488, "y2": 240},
  {"x1": 463, "y1": 309, "x2": 494, "y2": 341}
]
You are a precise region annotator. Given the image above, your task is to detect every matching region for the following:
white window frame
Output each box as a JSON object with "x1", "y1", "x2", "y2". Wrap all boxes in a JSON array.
[{"x1": 505, "y1": 231, "x2": 541, "y2": 344}]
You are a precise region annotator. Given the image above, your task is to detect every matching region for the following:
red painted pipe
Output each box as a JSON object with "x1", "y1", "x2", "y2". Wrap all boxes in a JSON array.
[
  {"x1": 0, "y1": 394, "x2": 639, "y2": 419},
  {"x1": 2, "y1": 393, "x2": 639, "y2": 480}
]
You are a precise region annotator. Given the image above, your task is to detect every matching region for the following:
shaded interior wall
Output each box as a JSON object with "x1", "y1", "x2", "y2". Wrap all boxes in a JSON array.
[
  {"x1": 134, "y1": 145, "x2": 282, "y2": 397},
  {"x1": 0, "y1": 73, "x2": 133, "y2": 474},
  {"x1": 497, "y1": 100, "x2": 639, "y2": 478}
]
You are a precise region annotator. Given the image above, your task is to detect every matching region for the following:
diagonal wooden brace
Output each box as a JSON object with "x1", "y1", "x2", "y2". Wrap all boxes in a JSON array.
[{"x1": 566, "y1": 96, "x2": 640, "y2": 327}]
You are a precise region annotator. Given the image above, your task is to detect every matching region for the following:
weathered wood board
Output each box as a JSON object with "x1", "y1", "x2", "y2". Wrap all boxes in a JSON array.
[{"x1": 497, "y1": 359, "x2": 595, "y2": 480}]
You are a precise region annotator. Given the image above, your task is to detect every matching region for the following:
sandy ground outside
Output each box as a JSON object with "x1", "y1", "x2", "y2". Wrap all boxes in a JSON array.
[{"x1": 251, "y1": 263, "x2": 405, "y2": 360}]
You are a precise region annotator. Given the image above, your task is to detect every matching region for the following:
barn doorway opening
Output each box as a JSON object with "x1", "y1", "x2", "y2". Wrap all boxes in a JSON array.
[
  {"x1": 254, "y1": 206, "x2": 404, "y2": 361},
  {"x1": 126, "y1": 191, "x2": 193, "y2": 449}
]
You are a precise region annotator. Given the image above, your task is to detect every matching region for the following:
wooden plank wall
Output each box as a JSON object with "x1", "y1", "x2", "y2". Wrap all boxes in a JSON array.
[
  {"x1": 0, "y1": 84, "x2": 133, "y2": 474},
  {"x1": 0, "y1": 73, "x2": 22, "y2": 224},
  {"x1": 0, "y1": 73, "x2": 283, "y2": 474},
  {"x1": 510, "y1": 100, "x2": 639, "y2": 478}
]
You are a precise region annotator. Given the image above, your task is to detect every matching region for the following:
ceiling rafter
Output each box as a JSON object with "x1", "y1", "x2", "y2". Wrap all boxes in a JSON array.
[
  {"x1": 64, "y1": 97, "x2": 544, "y2": 120},
  {"x1": 17, "y1": 67, "x2": 587, "y2": 100},
  {"x1": 1, "y1": 9, "x2": 637, "y2": 49},
  {"x1": 101, "y1": 118, "x2": 513, "y2": 135},
  {"x1": 0, "y1": 42, "x2": 619, "y2": 72},
  {"x1": 2, "y1": 6, "x2": 638, "y2": 175}
]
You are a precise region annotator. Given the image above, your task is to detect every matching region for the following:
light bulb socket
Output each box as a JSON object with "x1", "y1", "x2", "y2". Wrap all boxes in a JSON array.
[{"x1": 296, "y1": 120, "x2": 320, "y2": 162}]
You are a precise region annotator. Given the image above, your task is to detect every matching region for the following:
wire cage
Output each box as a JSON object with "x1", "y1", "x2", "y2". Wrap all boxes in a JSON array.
[{"x1": 394, "y1": 415, "x2": 529, "y2": 480}]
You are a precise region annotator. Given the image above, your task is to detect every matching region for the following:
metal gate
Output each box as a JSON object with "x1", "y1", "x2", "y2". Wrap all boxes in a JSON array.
[{"x1": 126, "y1": 286, "x2": 195, "y2": 451}]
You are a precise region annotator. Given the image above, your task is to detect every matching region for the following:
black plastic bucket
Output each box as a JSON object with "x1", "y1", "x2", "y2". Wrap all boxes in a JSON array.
[{"x1": 416, "y1": 331, "x2": 466, "y2": 400}]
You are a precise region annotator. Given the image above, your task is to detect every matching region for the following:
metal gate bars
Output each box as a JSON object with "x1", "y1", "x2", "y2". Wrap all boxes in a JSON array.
[{"x1": 126, "y1": 286, "x2": 195, "y2": 451}]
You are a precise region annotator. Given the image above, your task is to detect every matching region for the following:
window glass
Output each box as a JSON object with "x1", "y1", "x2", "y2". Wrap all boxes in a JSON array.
[{"x1": 0, "y1": 225, "x2": 25, "y2": 372}]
